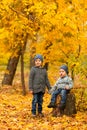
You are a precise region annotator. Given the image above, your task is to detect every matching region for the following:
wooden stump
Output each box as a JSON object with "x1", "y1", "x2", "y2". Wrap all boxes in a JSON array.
[{"x1": 52, "y1": 92, "x2": 77, "y2": 116}]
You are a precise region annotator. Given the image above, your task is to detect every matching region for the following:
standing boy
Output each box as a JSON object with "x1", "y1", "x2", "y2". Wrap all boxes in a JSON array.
[
  {"x1": 48, "y1": 65, "x2": 73, "y2": 114},
  {"x1": 29, "y1": 54, "x2": 51, "y2": 117}
]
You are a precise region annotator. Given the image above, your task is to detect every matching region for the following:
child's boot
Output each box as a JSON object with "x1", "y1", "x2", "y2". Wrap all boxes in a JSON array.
[
  {"x1": 47, "y1": 102, "x2": 56, "y2": 108},
  {"x1": 59, "y1": 103, "x2": 66, "y2": 110},
  {"x1": 59, "y1": 103, "x2": 66, "y2": 115}
]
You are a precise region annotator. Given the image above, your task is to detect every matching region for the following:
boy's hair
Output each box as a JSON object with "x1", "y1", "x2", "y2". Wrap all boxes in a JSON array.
[
  {"x1": 60, "y1": 65, "x2": 68, "y2": 74},
  {"x1": 34, "y1": 54, "x2": 43, "y2": 62}
]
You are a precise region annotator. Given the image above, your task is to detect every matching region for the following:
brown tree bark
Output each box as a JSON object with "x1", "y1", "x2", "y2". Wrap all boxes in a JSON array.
[
  {"x1": 20, "y1": 39, "x2": 27, "y2": 95},
  {"x1": 52, "y1": 92, "x2": 77, "y2": 117},
  {"x1": 2, "y1": 54, "x2": 20, "y2": 85},
  {"x1": 21, "y1": 52, "x2": 26, "y2": 95},
  {"x1": 30, "y1": 46, "x2": 36, "y2": 69}
]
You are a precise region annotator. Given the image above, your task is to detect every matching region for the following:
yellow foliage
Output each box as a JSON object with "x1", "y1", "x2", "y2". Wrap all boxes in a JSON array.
[
  {"x1": 0, "y1": 0, "x2": 87, "y2": 79},
  {"x1": 0, "y1": 28, "x2": 9, "y2": 39}
]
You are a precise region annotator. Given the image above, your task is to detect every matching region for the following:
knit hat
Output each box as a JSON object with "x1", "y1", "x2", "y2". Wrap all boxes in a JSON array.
[
  {"x1": 60, "y1": 65, "x2": 68, "y2": 74},
  {"x1": 34, "y1": 54, "x2": 43, "y2": 62}
]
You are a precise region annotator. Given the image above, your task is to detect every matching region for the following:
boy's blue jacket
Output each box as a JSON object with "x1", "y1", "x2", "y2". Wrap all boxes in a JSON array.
[{"x1": 29, "y1": 66, "x2": 51, "y2": 93}]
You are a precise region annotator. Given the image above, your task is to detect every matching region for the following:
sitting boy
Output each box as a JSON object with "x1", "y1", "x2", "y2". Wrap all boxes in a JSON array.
[{"x1": 48, "y1": 65, "x2": 73, "y2": 113}]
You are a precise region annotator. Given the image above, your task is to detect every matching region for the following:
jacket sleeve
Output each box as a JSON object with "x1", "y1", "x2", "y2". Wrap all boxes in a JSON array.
[
  {"x1": 48, "y1": 79, "x2": 59, "y2": 94},
  {"x1": 29, "y1": 67, "x2": 35, "y2": 91},
  {"x1": 51, "y1": 79, "x2": 59, "y2": 90},
  {"x1": 68, "y1": 77, "x2": 73, "y2": 89},
  {"x1": 45, "y1": 70, "x2": 51, "y2": 90}
]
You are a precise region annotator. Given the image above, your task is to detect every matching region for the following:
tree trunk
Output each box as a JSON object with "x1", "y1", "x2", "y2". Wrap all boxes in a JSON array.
[
  {"x1": 52, "y1": 92, "x2": 77, "y2": 117},
  {"x1": 44, "y1": 62, "x2": 49, "y2": 70},
  {"x1": 30, "y1": 46, "x2": 36, "y2": 68},
  {"x1": 2, "y1": 33, "x2": 28, "y2": 87},
  {"x1": 21, "y1": 52, "x2": 26, "y2": 95},
  {"x1": 2, "y1": 54, "x2": 20, "y2": 85},
  {"x1": 64, "y1": 93, "x2": 77, "y2": 115},
  {"x1": 20, "y1": 39, "x2": 27, "y2": 95}
]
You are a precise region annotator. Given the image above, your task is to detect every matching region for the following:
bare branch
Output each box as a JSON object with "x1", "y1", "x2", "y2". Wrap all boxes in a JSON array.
[{"x1": 8, "y1": 6, "x2": 26, "y2": 18}]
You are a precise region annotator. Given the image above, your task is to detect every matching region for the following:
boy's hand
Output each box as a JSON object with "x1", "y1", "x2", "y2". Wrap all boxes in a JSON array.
[
  {"x1": 65, "y1": 86, "x2": 69, "y2": 90},
  {"x1": 29, "y1": 90, "x2": 33, "y2": 94},
  {"x1": 48, "y1": 87, "x2": 55, "y2": 94}
]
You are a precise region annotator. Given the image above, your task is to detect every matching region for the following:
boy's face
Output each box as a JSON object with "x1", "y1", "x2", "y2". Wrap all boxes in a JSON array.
[
  {"x1": 35, "y1": 58, "x2": 42, "y2": 67},
  {"x1": 59, "y1": 69, "x2": 67, "y2": 78}
]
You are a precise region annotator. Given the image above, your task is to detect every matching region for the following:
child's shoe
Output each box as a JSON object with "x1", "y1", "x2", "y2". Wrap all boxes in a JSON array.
[
  {"x1": 47, "y1": 102, "x2": 56, "y2": 108},
  {"x1": 38, "y1": 113, "x2": 44, "y2": 117},
  {"x1": 32, "y1": 114, "x2": 36, "y2": 118}
]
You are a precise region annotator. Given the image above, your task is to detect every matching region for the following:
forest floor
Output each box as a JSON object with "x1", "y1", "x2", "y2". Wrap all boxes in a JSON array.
[
  {"x1": 0, "y1": 69, "x2": 87, "y2": 130},
  {"x1": 0, "y1": 84, "x2": 87, "y2": 130}
]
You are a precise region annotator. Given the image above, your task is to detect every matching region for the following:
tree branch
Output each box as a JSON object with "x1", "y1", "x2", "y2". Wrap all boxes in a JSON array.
[{"x1": 9, "y1": 6, "x2": 27, "y2": 18}]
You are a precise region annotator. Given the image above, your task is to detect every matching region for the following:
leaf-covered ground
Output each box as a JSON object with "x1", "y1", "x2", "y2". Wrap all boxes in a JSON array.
[{"x1": 0, "y1": 85, "x2": 87, "y2": 130}]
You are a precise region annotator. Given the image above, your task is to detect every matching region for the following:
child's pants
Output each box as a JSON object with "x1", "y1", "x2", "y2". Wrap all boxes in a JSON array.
[
  {"x1": 32, "y1": 92, "x2": 44, "y2": 115},
  {"x1": 51, "y1": 88, "x2": 67, "y2": 104}
]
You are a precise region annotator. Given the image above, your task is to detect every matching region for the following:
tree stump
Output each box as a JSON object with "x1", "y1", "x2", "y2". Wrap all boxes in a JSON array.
[{"x1": 52, "y1": 92, "x2": 77, "y2": 117}]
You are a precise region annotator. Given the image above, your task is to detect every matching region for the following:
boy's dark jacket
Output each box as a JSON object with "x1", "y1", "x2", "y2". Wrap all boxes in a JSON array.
[{"x1": 29, "y1": 66, "x2": 51, "y2": 93}]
